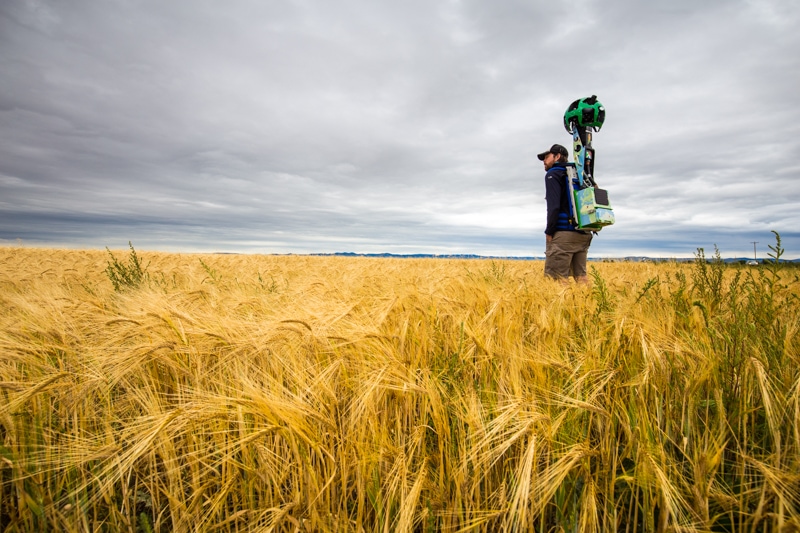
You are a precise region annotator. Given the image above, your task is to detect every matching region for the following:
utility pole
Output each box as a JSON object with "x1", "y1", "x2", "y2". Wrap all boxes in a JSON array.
[{"x1": 751, "y1": 241, "x2": 758, "y2": 260}]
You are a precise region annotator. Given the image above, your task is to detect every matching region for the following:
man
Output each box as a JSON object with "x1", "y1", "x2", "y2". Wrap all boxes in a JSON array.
[{"x1": 538, "y1": 143, "x2": 592, "y2": 282}]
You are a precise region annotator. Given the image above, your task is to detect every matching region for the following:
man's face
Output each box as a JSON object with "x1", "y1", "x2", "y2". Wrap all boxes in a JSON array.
[{"x1": 542, "y1": 152, "x2": 556, "y2": 170}]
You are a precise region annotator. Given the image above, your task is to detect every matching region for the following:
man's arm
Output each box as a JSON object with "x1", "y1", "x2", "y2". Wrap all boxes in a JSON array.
[{"x1": 544, "y1": 171, "x2": 562, "y2": 237}]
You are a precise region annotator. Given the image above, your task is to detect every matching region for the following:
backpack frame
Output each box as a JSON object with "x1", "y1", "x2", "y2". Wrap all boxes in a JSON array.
[{"x1": 564, "y1": 112, "x2": 614, "y2": 231}]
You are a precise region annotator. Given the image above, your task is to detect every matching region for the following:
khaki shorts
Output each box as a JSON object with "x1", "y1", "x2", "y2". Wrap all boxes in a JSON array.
[{"x1": 545, "y1": 231, "x2": 593, "y2": 279}]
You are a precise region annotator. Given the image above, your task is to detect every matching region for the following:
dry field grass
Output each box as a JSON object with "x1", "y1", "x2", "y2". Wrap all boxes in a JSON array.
[{"x1": 1, "y1": 244, "x2": 799, "y2": 532}]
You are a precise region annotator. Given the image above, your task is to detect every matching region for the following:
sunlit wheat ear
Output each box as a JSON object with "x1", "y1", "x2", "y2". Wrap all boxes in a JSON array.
[
  {"x1": 504, "y1": 432, "x2": 538, "y2": 531},
  {"x1": 531, "y1": 444, "x2": 588, "y2": 508},
  {"x1": 647, "y1": 451, "x2": 693, "y2": 529},
  {"x1": 749, "y1": 356, "x2": 784, "y2": 447},
  {"x1": 578, "y1": 477, "x2": 600, "y2": 533}
]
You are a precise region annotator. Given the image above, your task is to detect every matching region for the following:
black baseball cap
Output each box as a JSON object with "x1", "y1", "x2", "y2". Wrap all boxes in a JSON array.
[{"x1": 537, "y1": 144, "x2": 569, "y2": 161}]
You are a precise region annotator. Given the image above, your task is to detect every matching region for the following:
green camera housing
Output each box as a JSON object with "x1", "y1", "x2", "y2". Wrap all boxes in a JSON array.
[
  {"x1": 566, "y1": 165, "x2": 615, "y2": 230},
  {"x1": 563, "y1": 95, "x2": 606, "y2": 133}
]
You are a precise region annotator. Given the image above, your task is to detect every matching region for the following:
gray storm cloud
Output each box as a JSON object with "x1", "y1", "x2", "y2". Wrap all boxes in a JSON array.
[{"x1": 1, "y1": 0, "x2": 799, "y2": 257}]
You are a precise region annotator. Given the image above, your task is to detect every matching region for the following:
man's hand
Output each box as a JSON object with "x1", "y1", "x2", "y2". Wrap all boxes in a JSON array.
[{"x1": 546, "y1": 234, "x2": 553, "y2": 243}]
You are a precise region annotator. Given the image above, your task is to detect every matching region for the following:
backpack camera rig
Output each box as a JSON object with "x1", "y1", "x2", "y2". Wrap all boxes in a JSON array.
[{"x1": 563, "y1": 95, "x2": 615, "y2": 231}]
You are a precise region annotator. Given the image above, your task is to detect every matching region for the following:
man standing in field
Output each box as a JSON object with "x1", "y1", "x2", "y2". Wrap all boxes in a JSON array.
[{"x1": 538, "y1": 143, "x2": 592, "y2": 283}]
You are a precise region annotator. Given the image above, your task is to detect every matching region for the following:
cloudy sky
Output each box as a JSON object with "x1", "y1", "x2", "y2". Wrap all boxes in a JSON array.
[{"x1": 1, "y1": 0, "x2": 799, "y2": 258}]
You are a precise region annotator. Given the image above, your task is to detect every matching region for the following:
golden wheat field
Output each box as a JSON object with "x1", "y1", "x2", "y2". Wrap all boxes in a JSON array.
[{"x1": 1, "y1": 244, "x2": 799, "y2": 532}]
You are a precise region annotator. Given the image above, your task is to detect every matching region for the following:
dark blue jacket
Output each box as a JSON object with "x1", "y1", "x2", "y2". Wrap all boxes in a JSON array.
[{"x1": 544, "y1": 163, "x2": 577, "y2": 236}]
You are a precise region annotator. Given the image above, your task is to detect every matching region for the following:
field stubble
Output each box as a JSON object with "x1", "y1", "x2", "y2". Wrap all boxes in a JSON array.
[{"x1": 0, "y1": 245, "x2": 799, "y2": 532}]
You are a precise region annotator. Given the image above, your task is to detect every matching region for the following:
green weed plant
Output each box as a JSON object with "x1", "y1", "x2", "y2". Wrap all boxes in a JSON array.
[{"x1": 104, "y1": 242, "x2": 149, "y2": 292}]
